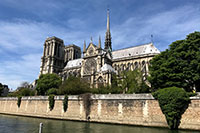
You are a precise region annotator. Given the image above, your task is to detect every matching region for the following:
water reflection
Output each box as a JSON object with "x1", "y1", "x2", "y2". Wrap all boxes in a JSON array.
[{"x1": 0, "y1": 114, "x2": 197, "y2": 133}]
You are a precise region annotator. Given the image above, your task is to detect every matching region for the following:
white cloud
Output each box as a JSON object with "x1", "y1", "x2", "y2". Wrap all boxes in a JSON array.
[
  {"x1": 111, "y1": 5, "x2": 200, "y2": 51},
  {"x1": 0, "y1": 18, "x2": 101, "y2": 89},
  {"x1": 0, "y1": 53, "x2": 41, "y2": 90},
  {"x1": 0, "y1": 20, "x2": 84, "y2": 89}
]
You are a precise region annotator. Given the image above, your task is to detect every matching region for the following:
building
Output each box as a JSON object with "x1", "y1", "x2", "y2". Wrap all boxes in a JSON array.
[{"x1": 40, "y1": 10, "x2": 160, "y2": 87}]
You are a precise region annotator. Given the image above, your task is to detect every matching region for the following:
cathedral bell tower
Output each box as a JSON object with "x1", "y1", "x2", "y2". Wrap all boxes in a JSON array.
[
  {"x1": 40, "y1": 37, "x2": 64, "y2": 75},
  {"x1": 104, "y1": 9, "x2": 112, "y2": 51}
]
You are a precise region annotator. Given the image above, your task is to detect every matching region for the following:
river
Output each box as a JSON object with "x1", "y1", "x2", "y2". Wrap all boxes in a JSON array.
[{"x1": 0, "y1": 114, "x2": 197, "y2": 133}]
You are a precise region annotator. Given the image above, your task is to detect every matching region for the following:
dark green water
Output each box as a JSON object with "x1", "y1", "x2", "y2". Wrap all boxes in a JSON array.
[{"x1": 0, "y1": 114, "x2": 198, "y2": 133}]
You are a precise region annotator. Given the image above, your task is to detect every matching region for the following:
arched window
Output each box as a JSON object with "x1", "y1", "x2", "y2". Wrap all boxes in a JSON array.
[
  {"x1": 69, "y1": 71, "x2": 73, "y2": 77},
  {"x1": 97, "y1": 76, "x2": 104, "y2": 88},
  {"x1": 114, "y1": 64, "x2": 117, "y2": 70},
  {"x1": 117, "y1": 65, "x2": 120, "y2": 71},
  {"x1": 127, "y1": 63, "x2": 131, "y2": 71},
  {"x1": 122, "y1": 65, "x2": 124, "y2": 71},
  {"x1": 120, "y1": 64, "x2": 123, "y2": 71},
  {"x1": 130, "y1": 63, "x2": 133, "y2": 71},
  {"x1": 142, "y1": 61, "x2": 146, "y2": 73},
  {"x1": 134, "y1": 62, "x2": 138, "y2": 70}
]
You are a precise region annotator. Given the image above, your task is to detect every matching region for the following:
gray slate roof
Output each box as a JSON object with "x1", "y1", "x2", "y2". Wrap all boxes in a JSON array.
[
  {"x1": 64, "y1": 58, "x2": 83, "y2": 69},
  {"x1": 112, "y1": 43, "x2": 160, "y2": 60},
  {"x1": 64, "y1": 43, "x2": 160, "y2": 69}
]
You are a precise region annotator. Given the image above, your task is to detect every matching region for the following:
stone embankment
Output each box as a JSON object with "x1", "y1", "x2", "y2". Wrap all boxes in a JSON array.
[{"x1": 0, "y1": 94, "x2": 199, "y2": 130}]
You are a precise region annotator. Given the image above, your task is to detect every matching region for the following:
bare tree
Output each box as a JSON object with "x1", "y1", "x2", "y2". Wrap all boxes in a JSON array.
[{"x1": 18, "y1": 81, "x2": 30, "y2": 89}]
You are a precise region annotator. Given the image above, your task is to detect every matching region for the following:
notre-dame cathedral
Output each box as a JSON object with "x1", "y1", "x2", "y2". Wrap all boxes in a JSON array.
[{"x1": 39, "y1": 10, "x2": 160, "y2": 87}]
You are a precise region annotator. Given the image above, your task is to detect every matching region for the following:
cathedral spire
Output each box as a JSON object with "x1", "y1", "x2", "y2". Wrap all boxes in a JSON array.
[
  {"x1": 105, "y1": 9, "x2": 112, "y2": 51},
  {"x1": 107, "y1": 9, "x2": 110, "y2": 33},
  {"x1": 90, "y1": 37, "x2": 93, "y2": 43},
  {"x1": 83, "y1": 40, "x2": 86, "y2": 53},
  {"x1": 98, "y1": 35, "x2": 101, "y2": 49}
]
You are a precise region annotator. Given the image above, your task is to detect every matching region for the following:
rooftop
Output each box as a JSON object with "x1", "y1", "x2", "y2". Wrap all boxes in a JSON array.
[
  {"x1": 64, "y1": 58, "x2": 83, "y2": 69},
  {"x1": 65, "y1": 44, "x2": 81, "y2": 49},
  {"x1": 112, "y1": 43, "x2": 160, "y2": 60},
  {"x1": 45, "y1": 36, "x2": 64, "y2": 42}
]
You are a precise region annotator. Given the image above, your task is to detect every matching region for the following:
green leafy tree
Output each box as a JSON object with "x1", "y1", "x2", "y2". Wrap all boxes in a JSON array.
[
  {"x1": 92, "y1": 86, "x2": 110, "y2": 94},
  {"x1": 0, "y1": 83, "x2": 3, "y2": 96},
  {"x1": 121, "y1": 69, "x2": 149, "y2": 93},
  {"x1": 8, "y1": 88, "x2": 35, "y2": 97},
  {"x1": 110, "y1": 73, "x2": 123, "y2": 94},
  {"x1": 8, "y1": 82, "x2": 35, "y2": 97},
  {"x1": 149, "y1": 31, "x2": 200, "y2": 91},
  {"x1": 36, "y1": 73, "x2": 62, "y2": 95},
  {"x1": 92, "y1": 73, "x2": 123, "y2": 94},
  {"x1": 153, "y1": 87, "x2": 190, "y2": 129},
  {"x1": 17, "y1": 88, "x2": 35, "y2": 96},
  {"x1": 47, "y1": 88, "x2": 58, "y2": 95},
  {"x1": 59, "y1": 76, "x2": 90, "y2": 95}
]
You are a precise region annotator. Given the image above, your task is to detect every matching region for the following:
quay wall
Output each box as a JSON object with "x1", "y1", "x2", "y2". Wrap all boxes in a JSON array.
[{"x1": 0, "y1": 94, "x2": 200, "y2": 130}]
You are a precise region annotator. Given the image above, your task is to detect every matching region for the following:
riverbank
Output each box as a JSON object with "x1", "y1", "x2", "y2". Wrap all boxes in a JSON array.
[{"x1": 0, "y1": 94, "x2": 199, "y2": 131}]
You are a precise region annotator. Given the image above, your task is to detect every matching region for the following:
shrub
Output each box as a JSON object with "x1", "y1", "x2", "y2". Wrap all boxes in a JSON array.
[
  {"x1": 63, "y1": 95, "x2": 68, "y2": 112},
  {"x1": 153, "y1": 87, "x2": 190, "y2": 129},
  {"x1": 48, "y1": 95, "x2": 55, "y2": 111},
  {"x1": 17, "y1": 96, "x2": 22, "y2": 108}
]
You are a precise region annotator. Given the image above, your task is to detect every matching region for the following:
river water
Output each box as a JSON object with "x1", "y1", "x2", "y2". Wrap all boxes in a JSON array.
[{"x1": 0, "y1": 114, "x2": 197, "y2": 133}]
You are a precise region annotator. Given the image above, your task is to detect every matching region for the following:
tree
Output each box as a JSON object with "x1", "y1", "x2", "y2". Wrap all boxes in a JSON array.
[
  {"x1": 121, "y1": 69, "x2": 149, "y2": 93},
  {"x1": 149, "y1": 32, "x2": 200, "y2": 92},
  {"x1": 58, "y1": 76, "x2": 90, "y2": 95},
  {"x1": 47, "y1": 88, "x2": 58, "y2": 95},
  {"x1": 20, "y1": 82, "x2": 30, "y2": 88},
  {"x1": 153, "y1": 87, "x2": 190, "y2": 129},
  {"x1": 110, "y1": 73, "x2": 124, "y2": 94},
  {"x1": 8, "y1": 86, "x2": 35, "y2": 97},
  {"x1": 17, "y1": 88, "x2": 35, "y2": 96},
  {"x1": 0, "y1": 83, "x2": 4, "y2": 96},
  {"x1": 10, "y1": 81, "x2": 35, "y2": 96},
  {"x1": 92, "y1": 73, "x2": 123, "y2": 94},
  {"x1": 36, "y1": 73, "x2": 62, "y2": 95}
]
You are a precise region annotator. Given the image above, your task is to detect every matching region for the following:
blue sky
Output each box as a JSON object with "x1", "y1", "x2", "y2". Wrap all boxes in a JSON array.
[{"x1": 0, "y1": 0, "x2": 200, "y2": 90}]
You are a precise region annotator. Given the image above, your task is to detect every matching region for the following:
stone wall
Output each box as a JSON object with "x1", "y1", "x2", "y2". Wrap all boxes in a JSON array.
[{"x1": 0, "y1": 94, "x2": 199, "y2": 130}]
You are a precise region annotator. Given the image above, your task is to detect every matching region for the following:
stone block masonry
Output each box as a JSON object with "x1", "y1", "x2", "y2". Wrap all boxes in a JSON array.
[{"x1": 0, "y1": 94, "x2": 199, "y2": 130}]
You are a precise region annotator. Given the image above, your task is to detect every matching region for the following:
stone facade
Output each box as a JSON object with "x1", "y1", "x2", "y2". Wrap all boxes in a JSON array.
[{"x1": 39, "y1": 10, "x2": 160, "y2": 86}]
